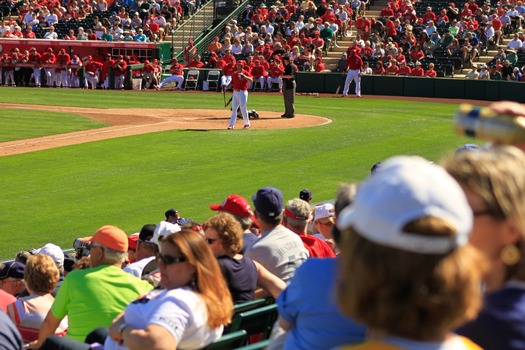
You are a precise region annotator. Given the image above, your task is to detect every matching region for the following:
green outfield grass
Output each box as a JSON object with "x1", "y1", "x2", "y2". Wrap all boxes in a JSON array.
[
  {"x1": 0, "y1": 109, "x2": 108, "y2": 142},
  {"x1": 0, "y1": 88, "x2": 481, "y2": 260}
]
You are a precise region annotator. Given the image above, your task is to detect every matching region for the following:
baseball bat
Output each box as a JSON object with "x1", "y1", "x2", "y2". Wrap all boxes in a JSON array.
[{"x1": 225, "y1": 96, "x2": 233, "y2": 108}]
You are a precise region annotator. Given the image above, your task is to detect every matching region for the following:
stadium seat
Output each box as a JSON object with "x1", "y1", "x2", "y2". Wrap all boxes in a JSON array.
[
  {"x1": 201, "y1": 330, "x2": 248, "y2": 350},
  {"x1": 234, "y1": 339, "x2": 270, "y2": 350},
  {"x1": 228, "y1": 304, "x2": 278, "y2": 340},
  {"x1": 233, "y1": 298, "x2": 268, "y2": 315},
  {"x1": 224, "y1": 298, "x2": 271, "y2": 335}
]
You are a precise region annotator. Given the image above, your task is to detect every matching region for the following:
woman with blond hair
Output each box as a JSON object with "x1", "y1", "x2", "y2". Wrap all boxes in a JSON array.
[
  {"x1": 336, "y1": 156, "x2": 487, "y2": 350},
  {"x1": 444, "y1": 146, "x2": 525, "y2": 349},
  {"x1": 203, "y1": 213, "x2": 286, "y2": 303},
  {"x1": 7, "y1": 254, "x2": 68, "y2": 343}
]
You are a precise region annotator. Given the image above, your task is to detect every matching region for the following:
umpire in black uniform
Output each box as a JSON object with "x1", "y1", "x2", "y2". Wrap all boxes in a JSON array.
[{"x1": 281, "y1": 56, "x2": 297, "y2": 119}]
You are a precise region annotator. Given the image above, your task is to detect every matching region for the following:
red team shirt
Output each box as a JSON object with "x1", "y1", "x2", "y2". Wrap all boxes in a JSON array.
[
  {"x1": 231, "y1": 69, "x2": 252, "y2": 90},
  {"x1": 345, "y1": 54, "x2": 363, "y2": 70}
]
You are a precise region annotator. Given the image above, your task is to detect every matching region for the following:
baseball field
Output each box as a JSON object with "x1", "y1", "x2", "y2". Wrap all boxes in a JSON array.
[{"x1": 0, "y1": 88, "x2": 485, "y2": 260}]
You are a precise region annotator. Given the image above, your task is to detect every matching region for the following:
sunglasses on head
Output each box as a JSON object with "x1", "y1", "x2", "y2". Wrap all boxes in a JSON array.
[{"x1": 156, "y1": 253, "x2": 187, "y2": 265}]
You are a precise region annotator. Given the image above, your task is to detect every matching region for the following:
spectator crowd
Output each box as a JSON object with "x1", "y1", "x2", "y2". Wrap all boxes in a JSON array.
[{"x1": 1, "y1": 0, "x2": 525, "y2": 90}]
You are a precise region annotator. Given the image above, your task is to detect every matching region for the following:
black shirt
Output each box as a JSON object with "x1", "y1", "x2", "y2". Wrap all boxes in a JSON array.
[{"x1": 218, "y1": 255, "x2": 258, "y2": 304}]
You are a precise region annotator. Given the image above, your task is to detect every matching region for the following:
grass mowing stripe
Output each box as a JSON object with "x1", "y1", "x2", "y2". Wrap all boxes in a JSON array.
[
  {"x1": 0, "y1": 109, "x2": 107, "y2": 142},
  {"x1": 0, "y1": 92, "x2": 479, "y2": 259}
]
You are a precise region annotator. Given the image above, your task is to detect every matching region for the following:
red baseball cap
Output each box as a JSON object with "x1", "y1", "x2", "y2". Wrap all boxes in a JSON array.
[
  {"x1": 210, "y1": 194, "x2": 254, "y2": 219},
  {"x1": 128, "y1": 232, "x2": 139, "y2": 250}
]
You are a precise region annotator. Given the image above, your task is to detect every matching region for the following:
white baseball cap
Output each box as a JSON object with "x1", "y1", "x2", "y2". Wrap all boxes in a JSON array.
[
  {"x1": 35, "y1": 243, "x2": 64, "y2": 268},
  {"x1": 337, "y1": 156, "x2": 472, "y2": 254},
  {"x1": 151, "y1": 221, "x2": 181, "y2": 245},
  {"x1": 314, "y1": 203, "x2": 335, "y2": 221}
]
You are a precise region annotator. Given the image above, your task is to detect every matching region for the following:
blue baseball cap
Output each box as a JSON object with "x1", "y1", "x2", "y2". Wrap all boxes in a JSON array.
[
  {"x1": 0, "y1": 261, "x2": 25, "y2": 280},
  {"x1": 252, "y1": 186, "x2": 283, "y2": 218}
]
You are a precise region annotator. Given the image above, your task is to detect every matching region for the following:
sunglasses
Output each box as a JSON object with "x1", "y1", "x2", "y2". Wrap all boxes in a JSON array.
[
  {"x1": 205, "y1": 237, "x2": 219, "y2": 244},
  {"x1": 157, "y1": 253, "x2": 187, "y2": 265},
  {"x1": 88, "y1": 243, "x2": 103, "y2": 251}
]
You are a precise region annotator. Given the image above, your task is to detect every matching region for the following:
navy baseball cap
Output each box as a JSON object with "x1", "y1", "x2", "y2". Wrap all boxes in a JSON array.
[
  {"x1": 139, "y1": 224, "x2": 157, "y2": 243},
  {"x1": 164, "y1": 208, "x2": 178, "y2": 219},
  {"x1": 252, "y1": 186, "x2": 283, "y2": 217},
  {"x1": 299, "y1": 189, "x2": 312, "y2": 201},
  {"x1": 0, "y1": 261, "x2": 25, "y2": 280}
]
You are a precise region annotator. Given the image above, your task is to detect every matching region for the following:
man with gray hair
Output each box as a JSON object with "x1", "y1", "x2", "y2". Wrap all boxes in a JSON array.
[
  {"x1": 34, "y1": 225, "x2": 153, "y2": 347},
  {"x1": 283, "y1": 199, "x2": 336, "y2": 258}
]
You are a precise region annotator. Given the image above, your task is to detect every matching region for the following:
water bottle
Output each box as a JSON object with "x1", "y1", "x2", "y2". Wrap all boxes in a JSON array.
[
  {"x1": 454, "y1": 104, "x2": 525, "y2": 145},
  {"x1": 160, "y1": 53, "x2": 164, "y2": 64}
]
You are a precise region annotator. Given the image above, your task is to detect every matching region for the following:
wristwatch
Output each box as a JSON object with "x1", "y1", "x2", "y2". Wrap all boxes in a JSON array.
[{"x1": 118, "y1": 322, "x2": 128, "y2": 337}]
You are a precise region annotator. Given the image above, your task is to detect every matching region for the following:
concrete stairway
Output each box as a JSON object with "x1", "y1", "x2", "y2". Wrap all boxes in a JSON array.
[
  {"x1": 324, "y1": 0, "x2": 387, "y2": 71},
  {"x1": 453, "y1": 37, "x2": 511, "y2": 78},
  {"x1": 164, "y1": 3, "x2": 215, "y2": 57}
]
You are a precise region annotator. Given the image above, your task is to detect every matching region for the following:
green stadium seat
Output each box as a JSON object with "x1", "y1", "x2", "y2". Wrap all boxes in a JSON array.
[
  {"x1": 233, "y1": 299, "x2": 268, "y2": 314},
  {"x1": 224, "y1": 298, "x2": 273, "y2": 335},
  {"x1": 201, "y1": 330, "x2": 248, "y2": 350},
  {"x1": 234, "y1": 339, "x2": 270, "y2": 350},
  {"x1": 228, "y1": 304, "x2": 278, "y2": 340}
]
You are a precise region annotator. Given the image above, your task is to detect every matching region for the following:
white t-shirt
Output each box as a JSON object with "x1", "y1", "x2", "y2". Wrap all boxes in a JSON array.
[
  {"x1": 104, "y1": 287, "x2": 222, "y2": 350},
  {"x1": 123, "y1": 256, "x2": 155, "y2": 278},
  {"x1": 44, "y1": 31, "x2": 58, "y2": 40},
  {"x1": 508, "y1": 39, "x2": 522, "y2": 50}
]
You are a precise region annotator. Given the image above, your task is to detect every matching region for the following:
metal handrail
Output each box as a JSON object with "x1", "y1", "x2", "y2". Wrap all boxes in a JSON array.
[
  {"x1": 170, "y1": 1, "x2": 216, "y2": 59},
  {"x1": 192, "y1": 1, "x2": 250, "y2": 57},
  {"x1": 170, "y1": 0, "x2": 250, "y2": 60}
]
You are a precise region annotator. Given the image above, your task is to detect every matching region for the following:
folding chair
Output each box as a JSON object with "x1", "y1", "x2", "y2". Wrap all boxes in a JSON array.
[
  {"x1": 201, "y1": 330, "x2": 248, "y2": 350},
  {"x1": 228, "y1": 304, "x2": 278, "y2": 340},
  {"x1": 252, "y1": 80, "x2": 265, "y2": 92},
  {"x1": 184, "y1": 69, "x2": 200, "y2": 90},
  {"x1": 205, "y1": 70, "x2": 220, "y2": 91}
]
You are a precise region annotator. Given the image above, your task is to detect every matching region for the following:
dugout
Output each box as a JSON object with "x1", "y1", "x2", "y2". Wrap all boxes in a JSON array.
[
  {"x1": 0, "y1": 39, "x2": 174, "y2": 89},
  {"x1": 0, "y1": 39, "x2": 168, "y2": 62}
]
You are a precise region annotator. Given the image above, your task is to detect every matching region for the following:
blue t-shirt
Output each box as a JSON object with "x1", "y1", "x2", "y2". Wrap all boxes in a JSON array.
[
  {"x1": 277, "y1": 258, "x2": 367, "y2": 350},
  {"x1": 456, "y1": 282, "x2": 525, "y2": 350},
  {"x1": 0, "y1": 310, "x2": 23, "y2": 350}
]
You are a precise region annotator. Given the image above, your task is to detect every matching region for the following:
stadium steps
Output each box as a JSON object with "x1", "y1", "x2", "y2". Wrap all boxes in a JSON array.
[
  {"x1": 324, "y1": 0, "x2": 387, "y2": 71},
  {"x1": 453, "y1": 38, "x2": 511, "y2": 78},
  {"x1": 164, "y1": 4, "x2": 215, "y2": 56}
]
